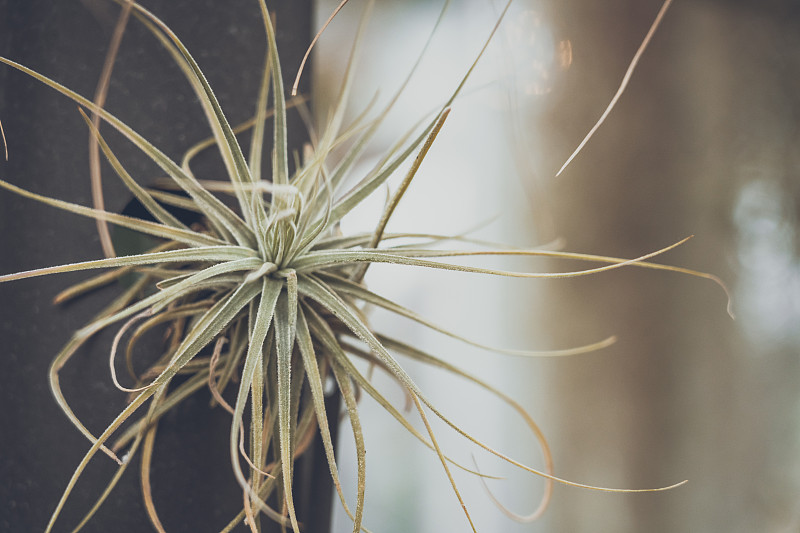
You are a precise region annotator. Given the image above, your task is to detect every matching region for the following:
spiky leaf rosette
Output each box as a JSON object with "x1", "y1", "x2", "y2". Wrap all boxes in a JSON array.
[{"x1": 0, "y1": 1, "x2": 732, "y2": 532}]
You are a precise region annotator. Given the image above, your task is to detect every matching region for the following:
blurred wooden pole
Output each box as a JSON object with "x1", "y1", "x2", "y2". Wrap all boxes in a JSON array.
[{"x1": 535, "y1": 0, "x2": 800, "y2": 531}]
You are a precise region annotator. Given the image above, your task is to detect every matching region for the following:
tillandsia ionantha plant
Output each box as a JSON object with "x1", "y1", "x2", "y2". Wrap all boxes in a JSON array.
[{"x1": 0, "y1": 0, "x2": 734, "y2": 531}]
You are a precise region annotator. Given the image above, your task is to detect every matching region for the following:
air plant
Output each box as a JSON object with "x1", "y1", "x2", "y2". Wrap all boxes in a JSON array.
[{"x1": 0, "y1": 0, "x2": 732, "y2": 532}]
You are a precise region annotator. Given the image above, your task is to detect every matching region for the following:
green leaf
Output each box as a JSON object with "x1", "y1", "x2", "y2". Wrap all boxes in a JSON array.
[
  {"x1": 293, "y1": 236, "x2": 694, "y2": 280},
  {"x1": 294, "y1": 307, "x2": 358, "y2": 525},
  {"x1": 0, "y1": 247, "x2": 258, "y2": 284},
  {"x1": 0, "y1": 177, "x2": 224, "y2": 248},
  {"x1": 329, "y1": 355, "x2": 367, "y2": 533},
  {"x1": 229, "y1": 278, "x2": 282, "y2": 519},
  {"x1": 274, "y1": 271, "x2": 300, "y2": 533},
  {"x1": 257, "y1": 0, "x2": 289, "y2": 192}
]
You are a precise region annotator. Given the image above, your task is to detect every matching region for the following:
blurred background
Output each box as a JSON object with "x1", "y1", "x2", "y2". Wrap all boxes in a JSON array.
[{"x1": 313, "y1": 0, "x2": 800, "y2": 532}]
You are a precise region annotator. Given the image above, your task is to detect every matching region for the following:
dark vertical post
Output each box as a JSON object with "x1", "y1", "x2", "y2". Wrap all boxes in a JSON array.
[{"x1": 0, "y1": 1, "x2": 335, "y2": 532}]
